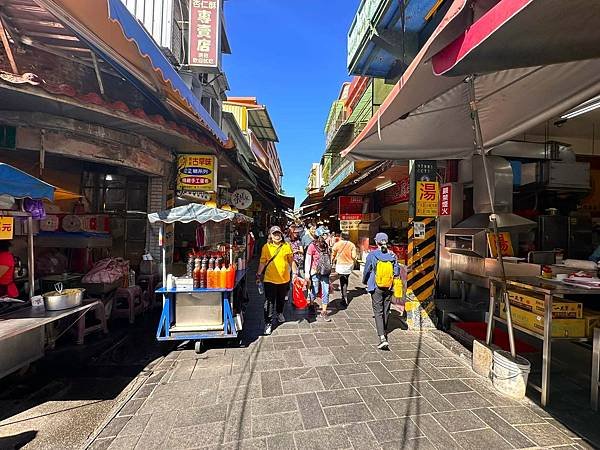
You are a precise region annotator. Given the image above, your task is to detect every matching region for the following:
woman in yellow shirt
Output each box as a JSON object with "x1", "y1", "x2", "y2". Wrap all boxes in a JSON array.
[{"x1": 257, "y1": 226, "x2": 298, "y2": 335}]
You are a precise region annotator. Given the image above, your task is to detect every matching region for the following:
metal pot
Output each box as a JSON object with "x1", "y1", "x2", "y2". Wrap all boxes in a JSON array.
[{"x1": 42, "y1": 284, "x2": 84, "y2": 311}]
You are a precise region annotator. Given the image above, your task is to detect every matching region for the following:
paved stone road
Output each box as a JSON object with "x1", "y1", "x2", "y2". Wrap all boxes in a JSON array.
[{"x1": 88, "y1": 272, "x2": 592, "y2": 450}]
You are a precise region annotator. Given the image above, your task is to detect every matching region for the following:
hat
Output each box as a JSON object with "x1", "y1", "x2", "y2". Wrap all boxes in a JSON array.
[
  {"x1": 375, "y1": 232, "x2": 389, "y2": 244},
  {"x1": 315, "y1": 226, "x2": 330, "y2": 237},
  {"x1": 269, "y1": 226, "x2": 282, "y2": 234}
]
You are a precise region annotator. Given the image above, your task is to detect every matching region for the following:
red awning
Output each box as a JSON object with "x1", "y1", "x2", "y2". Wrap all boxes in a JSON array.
[{"x1": 433, "y1": 0, "x2": 600, "y2": 77}]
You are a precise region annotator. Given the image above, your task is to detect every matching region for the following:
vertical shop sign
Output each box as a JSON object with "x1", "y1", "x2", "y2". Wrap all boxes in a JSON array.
[
  {"x1": 416, "y1": 181, "x2": 439, "y2": 217},
  {"x1": 338, "y1": 196, "x2": 363, "y2": 220},
  {"x1": 189, "y1": 0, "x2": 221, "y2": 70},
  {"x1": 439, "y1": 184, "x2": 452, "y2": 216},
  {"x1": 177, "y1": 154, "x2": 218, "y2": 194}
]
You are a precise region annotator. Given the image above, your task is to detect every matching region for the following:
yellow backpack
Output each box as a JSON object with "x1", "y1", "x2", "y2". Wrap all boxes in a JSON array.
[{"x1": 374, "y1": 257, "x2": 394, "y2": 289}]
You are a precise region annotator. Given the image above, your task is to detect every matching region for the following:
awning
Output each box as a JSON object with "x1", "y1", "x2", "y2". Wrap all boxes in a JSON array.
[
  {"x1": 433, "y1": 0, "x2": 600, "y2": 77},
  {"x1": 35, "y1": 0, "x2": 227, "y2": 144},
  {"x1": 148, "y1": 203, "x2": 253, "y2": 225},
  {"x1": 342, "y1": 0, "x2": 600, "y2": 161},
  {"x1": 0, "y1": 164, "x2": 54, "y2": 201},
  {"x1": 248, "y1": 107, "x2": 278, "y2": 142}
]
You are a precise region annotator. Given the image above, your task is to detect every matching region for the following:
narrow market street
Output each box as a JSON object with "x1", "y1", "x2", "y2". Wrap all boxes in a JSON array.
[{"x1": 86, "y1": 267, "x2": 590, "y2": 450}]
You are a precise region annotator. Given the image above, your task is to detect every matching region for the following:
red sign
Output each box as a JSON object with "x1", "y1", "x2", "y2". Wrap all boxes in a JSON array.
[
  {"x1": 383, "y1": 177, "x2": 410, "y2": 206},
  {"x1": 339, "y1": 196, "x2": 363, "y2": 221},
  {"x1": 189, "y1": 0, "x2": 221, "y2": 69},
  {"x1": 439, "y1": 184, "x2": 452, "y2": 216}
]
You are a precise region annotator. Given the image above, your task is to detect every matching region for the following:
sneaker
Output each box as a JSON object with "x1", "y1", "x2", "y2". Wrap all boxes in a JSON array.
[
  {"x1": 277, "y1": 313, "x2": 286, "y2": 323},
  {"x1": 318, "y1": 312, "x2": 332, "y2": 322},
  {"x1": 377, "y1": 337, "x2": 389, "y2": 350},
  {"x1": 264, "y1": 323, "x2": 272, "y2": 335}
]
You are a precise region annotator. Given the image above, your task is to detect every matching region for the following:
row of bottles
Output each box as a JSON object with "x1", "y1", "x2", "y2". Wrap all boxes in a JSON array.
[{"x1": 192, "y1": 255, "x2": 236, "y2": 290}]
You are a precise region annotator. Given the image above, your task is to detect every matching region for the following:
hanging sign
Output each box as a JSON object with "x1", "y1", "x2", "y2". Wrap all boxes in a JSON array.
[
  {"x1": 0, "y1": 217, "x2": 13, "y2": 240},
  {"x1": 339, "y1": 195, "x2": 363, "y2": 220},
  {"x1": 416, "y1": 181, "x2": 439, "y2": 217},
  {"x1": 231, "y1": 189, "x2": 253, "y2": 209},
  {"x1": 189, "y1": 0, "x2": 221, "y2": 71},
  {"x1": 383, "y1": 177, "x2": 410, "y2": 206},
  {"x1": 177, "y1": 154, "x2": 217, "y2": 193},
  {"x1": 340, "y1": 220, "x2": 361, "y2": 231},
  {"x1": 439, "y1": 184, "x2": 452, "y2": 216}
]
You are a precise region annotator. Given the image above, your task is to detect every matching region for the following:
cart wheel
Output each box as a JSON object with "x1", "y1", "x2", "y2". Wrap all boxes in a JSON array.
[{"x1": 194, "y1": 340, "x2": 203, "y2": 354}]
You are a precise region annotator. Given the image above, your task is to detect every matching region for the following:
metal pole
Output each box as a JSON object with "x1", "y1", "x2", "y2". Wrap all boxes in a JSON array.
[
  {"x1": 27, "y1": 216, "x2": 35, "y2": 298},
  {"x1": 468, "y1": 76, "x2": 516, "y2": 358}
]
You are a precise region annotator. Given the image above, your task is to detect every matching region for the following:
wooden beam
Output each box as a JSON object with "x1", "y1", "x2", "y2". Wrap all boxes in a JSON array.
[{"x1": 0, "y1": 15, "x2": 18, "y2": 74}]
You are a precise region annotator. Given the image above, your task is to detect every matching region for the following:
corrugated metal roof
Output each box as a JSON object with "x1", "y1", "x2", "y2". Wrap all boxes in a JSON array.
[{"x1": 248, "y1": 107, "x2": 278, "y2": 142}]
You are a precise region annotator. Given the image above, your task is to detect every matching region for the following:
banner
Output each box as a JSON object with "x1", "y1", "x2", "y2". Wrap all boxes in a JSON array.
[
  {"x1": 0, "y1": 217, "x2": 14, "y2": 240},
  {"x1": 189, "y1": 0, "x2": 221, "y2": 70},
  {"x1": 416, "y1": 181, "x2": 439, "y2": 217},
  {"x1": 177, "y1": 155, "x2": 217, "y2": 193},
  {"x1": 338, "y1": 195, "x2": 363, "y2": 220},
  {"x1": 487, "y1": 232, "x2": 515, "y2": 257}
]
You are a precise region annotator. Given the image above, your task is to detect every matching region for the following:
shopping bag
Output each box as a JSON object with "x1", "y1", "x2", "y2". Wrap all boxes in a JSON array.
[{"x1": 292, "y1": 277, "x2": 308, "y2": 309}]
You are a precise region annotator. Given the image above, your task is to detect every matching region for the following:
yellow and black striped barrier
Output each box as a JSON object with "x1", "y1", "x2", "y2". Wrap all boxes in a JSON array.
[{"x1": 406, "y1": 218, "x2": 437, "y2": 329}]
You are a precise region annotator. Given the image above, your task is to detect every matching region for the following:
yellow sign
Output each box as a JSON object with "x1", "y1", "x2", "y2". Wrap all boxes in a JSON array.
[
  {"x1": 416, "y1": 181, "x2": 439, "y2": 217},
  {"x1": 487, "y1": 232, "x2": 514, "y2": 257},
  {"x1": 0, "y1": 217, "x2": 14, "y2": 240},
  {"x1": 176, "y1": 154, "x2": 217, "y2": 193}
]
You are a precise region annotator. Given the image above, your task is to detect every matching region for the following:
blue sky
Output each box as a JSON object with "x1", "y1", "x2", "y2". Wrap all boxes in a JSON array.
[{"x1": 223, "y1": 0, "x2": 361, "y2": 207}]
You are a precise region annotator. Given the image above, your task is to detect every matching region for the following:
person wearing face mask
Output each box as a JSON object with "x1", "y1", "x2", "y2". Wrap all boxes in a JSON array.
[
  {"x1": 362, "y1": 232, "x2": 400, "y2": 350},
  {"x1": 256, "y1": 226, "x2": 297, "y2": 335},
  {"x1": 305, "y1": 226, "x2": 333, "y2": 322}
]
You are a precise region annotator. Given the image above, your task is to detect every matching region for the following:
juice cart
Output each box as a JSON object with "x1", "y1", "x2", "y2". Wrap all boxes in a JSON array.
[{"x1": 148, "y1": 203, "x2": 252, "y2": 353}]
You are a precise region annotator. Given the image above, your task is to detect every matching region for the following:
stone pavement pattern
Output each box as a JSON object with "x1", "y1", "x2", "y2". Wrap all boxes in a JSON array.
[{"x1": 88, "y1": 273, "x2": 591, "y2": 450}]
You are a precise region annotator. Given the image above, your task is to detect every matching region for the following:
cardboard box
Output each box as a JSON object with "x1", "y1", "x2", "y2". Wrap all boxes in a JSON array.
[
  {"x1": 500, "y1": 303, "x2": 586, "y2": 338},
  {"x1": 507, "y1": 290, "x2": 582, "y2": 319},
  {"x1": 583, "y1": 310, "x2": 600, "y2": 337}
]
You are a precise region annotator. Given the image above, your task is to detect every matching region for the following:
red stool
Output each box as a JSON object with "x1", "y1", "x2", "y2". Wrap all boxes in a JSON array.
[
  {"x1": 112, "y1": 286, "x2": 144, "y2": 324},
  {"x1": 76, "y1": 299, "x2": 108, "y2": 344}
]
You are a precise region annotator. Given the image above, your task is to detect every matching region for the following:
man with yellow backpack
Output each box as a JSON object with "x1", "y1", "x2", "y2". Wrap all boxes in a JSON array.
[{"x1": 362, "y1": 232, "x2": 400, "y2": 350}]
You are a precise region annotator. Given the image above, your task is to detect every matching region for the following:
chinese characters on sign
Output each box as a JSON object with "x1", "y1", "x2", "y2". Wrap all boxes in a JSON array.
[
  {"x1": 189, "y1": 0, "x2": 221, "y2": 70},
  {"x1": 230, "y1": 189, "x2": 253, "y2": 210},
  {"x1": 415, "y1": 181, "x2": 439, "y2": 217},
  {"x1": 382, "y1": 177, "x2": 410, "y2": 206},
  {"x1": 439, "y1": 184, "x2": 452, "y2": 216},
  {"x1": 487, "y1": 232, "x2": 515, "y2": 257},
  {"x1": 177, "y1": 154, "x2": 217, "y2": 194},
  {"x1": 338, "y1": 196, "x2": 363, "y2": 221},
  {"x1": 0, "y1": 217, "x2": 14, "y2": 240},
  {"x1": 340, "y1": 220, "x2": 361, "y2": 231}
]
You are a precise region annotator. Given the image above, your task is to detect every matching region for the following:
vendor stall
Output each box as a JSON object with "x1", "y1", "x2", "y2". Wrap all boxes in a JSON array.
[
  {"x1": 0, "y1": 164, "x2": 103, "y2": 378},
  {"x1": 148, "y1": 203, "x2": 252, "y2": 353}
]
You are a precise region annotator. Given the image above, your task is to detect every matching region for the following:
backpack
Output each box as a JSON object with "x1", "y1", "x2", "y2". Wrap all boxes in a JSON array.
[
  {"x1": 374, "y1": 257, "x2": 395, "y2": 289},
  {"x1": 314, "y1": 244, "x2": 332, "y2": 276}
]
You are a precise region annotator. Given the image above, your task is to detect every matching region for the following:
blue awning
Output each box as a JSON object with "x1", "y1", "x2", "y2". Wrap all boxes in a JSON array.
[
  {"x1": 0, "y1": 164, "x2": 55, "y2": 201},
  {"x1": 36, "y1": 0, "x2": 228, "y2": 144}
]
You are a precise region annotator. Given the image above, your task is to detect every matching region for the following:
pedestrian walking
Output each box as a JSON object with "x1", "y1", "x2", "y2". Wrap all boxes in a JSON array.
[
  {"x1": 362, "y1": 232, "x2": 400, "y2": 350},
  {"x1": 288, "y1": 225, "x2": 305, "y2": 278},
  {"x1": 305, "y1": 226, "x2": 332, "y2": 322},
  {"x1": 331, "y1": 232, "x2": 357, "y2": 309},
  {"x1": 256, "y1": 226, "x2": 297, "y2": 335},
  {"x1": 301, "y1": 222, "x2": 316, "y2": 252}
]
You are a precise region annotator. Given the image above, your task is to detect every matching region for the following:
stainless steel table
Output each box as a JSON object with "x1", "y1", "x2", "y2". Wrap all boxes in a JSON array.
[
  {"x1": 488, "y1": 276, "x2": 598, "y2": 407},
  {"x1": 0, "y1": 302, "x2": 99, "y2": 378}
]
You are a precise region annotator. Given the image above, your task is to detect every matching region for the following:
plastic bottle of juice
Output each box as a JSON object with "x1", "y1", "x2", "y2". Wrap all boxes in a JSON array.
[
  {"x1": 215, "y1": 265, "x2": 224, "y2": 289},
  {"x1": 226, "y1": 264, "x2": 235, "y2": 289},
  {"x1": 206, "y1": 257, "x2": 215, "y2": 289}
]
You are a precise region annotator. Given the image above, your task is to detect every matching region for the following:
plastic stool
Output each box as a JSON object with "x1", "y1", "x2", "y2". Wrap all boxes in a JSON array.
[
  {"x1": 76, "y1": 300, "x2": 108, "y2": 344},
  {"x1": 137, "y1": 273, "x2": 160, "y2": 310},
  {"x1": 112, "y1": 286, "x2": 144, "y2": 324}
]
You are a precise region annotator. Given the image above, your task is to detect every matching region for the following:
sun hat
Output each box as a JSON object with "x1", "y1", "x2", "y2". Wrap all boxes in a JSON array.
[{"x1": 269, "y1": 225, "x2": 282, "y2": 234}]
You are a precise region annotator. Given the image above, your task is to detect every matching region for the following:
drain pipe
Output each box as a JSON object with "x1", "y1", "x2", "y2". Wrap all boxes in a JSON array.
[{"x1": 468, "y1": 76, "x2": 516, "y2": 359}]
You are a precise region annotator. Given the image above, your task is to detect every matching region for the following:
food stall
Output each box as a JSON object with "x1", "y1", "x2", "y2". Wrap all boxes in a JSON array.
[
  {"x1": 0, "y1": 163, "x2": 102, "y2": 379},
  {"x1": 148, "y1": 203, "x2": 252, "y2": 353}
]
